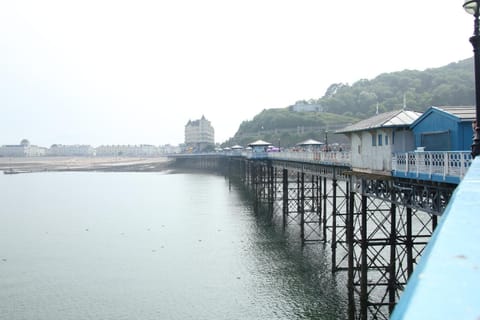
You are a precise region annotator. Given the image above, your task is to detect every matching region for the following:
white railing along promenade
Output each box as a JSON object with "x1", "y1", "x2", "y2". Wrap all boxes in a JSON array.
[
  {"x1": 392, "y1": 151, "x2": 472, "y2": 180},
  {"x1": 390, "y1": 157, "x2": 480, "y2": 319},
  {"x1": 175, "y1": 150, "x2": 472, "y2": 181},
  {"x1": 242, "y1": 151, "x2": 351, "y2": 166}
]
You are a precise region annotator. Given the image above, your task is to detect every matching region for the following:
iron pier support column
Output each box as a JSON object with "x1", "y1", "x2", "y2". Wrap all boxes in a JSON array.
[
  {"x1": 267, "y1": 163, "x2": 274, "y2": 214},
  {"x1": 347, "y1": 176, "x2": 356, "y2": 320},
  {"x1": 331, "y1": 177, "x2": 338, "y2": 271},
  {"x1": 406, "y1": 207, "x2": 414, "y2": 277},
  {"x1": 360, "y1": 184, "x2": 368, "y2": 320},
  {"x1": 315, "y1": 175, "x2": 321, "y2": 239},
  {"x1": 322, "y1": 177, "x2": 328, "y2": 242},
  {"x1": 282, "y1": 168, "x2": 288, "y2": 228},
  {"x1": 252, "y1": 162, "x2": 259, "y2": 213},
  {"x1": 317, "y1": 176, "x2": 322, "y2": 240},
  {"x1": 389, "y1": 188, "x2": 397, "y2": 315},
  {"x1": 300, "y1": 172, "x2": 305, "y2": 242}
]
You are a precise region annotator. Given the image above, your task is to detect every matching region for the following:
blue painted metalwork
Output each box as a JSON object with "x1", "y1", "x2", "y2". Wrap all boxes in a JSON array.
[
  {"x1": 393, "y1": 171, "x2": 461, "y2": 184},
  {"x1": 391, "y1": 157, "x2": 480, "y2": 319}
]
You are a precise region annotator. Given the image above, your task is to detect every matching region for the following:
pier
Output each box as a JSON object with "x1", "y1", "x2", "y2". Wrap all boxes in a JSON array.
[{"x1": 170, "y1": 150, "x2": 477, "y2": 319}]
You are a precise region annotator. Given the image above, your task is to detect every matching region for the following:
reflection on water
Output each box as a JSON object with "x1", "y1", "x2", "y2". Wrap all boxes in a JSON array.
[{"x1": 0, "y1": 172, "x2": 347, "y2": 319}]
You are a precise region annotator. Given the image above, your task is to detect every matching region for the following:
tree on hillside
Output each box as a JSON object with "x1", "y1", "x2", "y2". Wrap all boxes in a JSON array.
[{"x1": 319, "y1": 58, "x2": 474, "y2": 116}]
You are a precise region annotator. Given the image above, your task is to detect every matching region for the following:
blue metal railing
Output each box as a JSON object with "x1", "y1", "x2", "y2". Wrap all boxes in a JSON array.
[{"x1": 390, "y1": 157, "x2": 480, "y2": 319}]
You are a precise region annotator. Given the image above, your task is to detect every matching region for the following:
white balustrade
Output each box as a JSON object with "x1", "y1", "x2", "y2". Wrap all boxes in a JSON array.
[
  {"x1": 391, "y1": 151, "x2": 472, "y2": 180},
  {"x1": 265, "y1": 151, "x2": 351, "y2": 166},
  {"x1": 204, "y1": 149, "x2": 472, "y2": 181}
]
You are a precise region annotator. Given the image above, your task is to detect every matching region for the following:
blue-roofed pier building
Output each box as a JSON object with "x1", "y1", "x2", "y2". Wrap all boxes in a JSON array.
[
  {"x1": 392, "y1": 106, "x2": 474, "y2": 184},
  {"x1": 410, "y1": 106, "x2": 475, "y2": 151}
]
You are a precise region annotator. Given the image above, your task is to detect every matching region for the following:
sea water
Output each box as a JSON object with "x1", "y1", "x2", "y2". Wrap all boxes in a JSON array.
[{"x1": 0, "y1": 171, "x2": 347, "y2": 319}]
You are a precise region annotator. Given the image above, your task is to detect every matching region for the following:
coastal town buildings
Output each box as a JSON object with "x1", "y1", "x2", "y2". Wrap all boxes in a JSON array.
[
  {"x1": 95, "y1": 145, "x2": 160, "y2": 157},
  {"x1": 0, "y1": 140, "x2": 181, "y2": 158},
  {"x1": 184, "y1": 115, "x2": 215, "y2": 152},
  {"x1": 48, "y1": 144, "x2": 95, "y2": 157},
  {"x1": 0, "y1": 139, "x2": 46, "y2": 157},
  {"x1": 158, "y1": 144, "x2": 181, "y2": 154}
]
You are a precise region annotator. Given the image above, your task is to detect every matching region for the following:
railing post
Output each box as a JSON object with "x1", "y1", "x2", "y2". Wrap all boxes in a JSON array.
[
  {"x1": 444, "y1": 152, "x2": 448, "y2": 179},
  {"x1": 405, "y1": 153, "x2": 409, "y2": 175},
  {"x1": 428, "y1": 152, "x2": 433, "y2": 177},
  {"x1": 416, "y1": 153, "x2": 420, "y2": 177}
]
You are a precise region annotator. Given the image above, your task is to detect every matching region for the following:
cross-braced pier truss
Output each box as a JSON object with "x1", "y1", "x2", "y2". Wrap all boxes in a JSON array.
[
  {"x1": 171, "y1": 155, "x2": 456, "y2": 320},
  {"x1": 225, "y1": 157, "x2": 454, "y2": 320}
]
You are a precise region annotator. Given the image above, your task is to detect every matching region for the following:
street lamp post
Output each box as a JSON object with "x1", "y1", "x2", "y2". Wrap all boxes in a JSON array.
[
  {"x1": 324, "y1": 130, "x2": 329, "y2": 152},
  {"x1": 464, "y1": 0, "x2": 480, "y2": 158}
]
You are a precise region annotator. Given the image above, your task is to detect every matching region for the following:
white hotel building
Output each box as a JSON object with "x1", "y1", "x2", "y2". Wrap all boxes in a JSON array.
[{"x1": 184, "y1": 115, "x2": 215, "y2": 152}]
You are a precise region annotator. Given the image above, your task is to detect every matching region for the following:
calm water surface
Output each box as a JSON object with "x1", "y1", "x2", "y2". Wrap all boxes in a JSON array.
[{"x1": 0, "y1": 172, "x2": 347, "y2": 319}]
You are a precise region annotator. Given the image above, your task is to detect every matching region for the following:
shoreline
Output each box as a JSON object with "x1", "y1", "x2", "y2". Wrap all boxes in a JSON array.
[{"x1": 0, "y1": 156, "x2": 173, "y2": 174}]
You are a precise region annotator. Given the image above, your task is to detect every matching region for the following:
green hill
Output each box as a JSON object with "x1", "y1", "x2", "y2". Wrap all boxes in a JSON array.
[
  {"x1": 320, "y1": 57, "x2": 474, "y2": 117},
  {"x1": 222, "y1": 57, "x2": 474, "y2": 148},
  {"x1": 222, "y1": 108, "x2": 356, "y2": 147}
]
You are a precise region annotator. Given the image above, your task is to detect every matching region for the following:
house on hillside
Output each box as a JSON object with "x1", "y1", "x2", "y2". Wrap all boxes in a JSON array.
[
  {"x1": 289, "y1": 101, "x2": 323, "y2": 112},
  {"x1": 336, "y1": 110, "x2": 421, "y2": 174},
  {"x1": 409, "y1": 106, "x2": 475, "y2": 151}
]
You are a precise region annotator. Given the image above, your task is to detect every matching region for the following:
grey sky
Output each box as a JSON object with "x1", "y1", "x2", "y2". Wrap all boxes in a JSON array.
[{"x1": 0, "y1": 0, "x2": 474, "y2": 147}]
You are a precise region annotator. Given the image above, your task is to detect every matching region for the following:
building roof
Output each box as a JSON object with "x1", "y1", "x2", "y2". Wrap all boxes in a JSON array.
[
  {"x1": 410, "y1": 106, "x2": 476, "y2": 129},
  {"x1": 336, "y1": 110, "x2": 421, "y2": 134},
  {"x1": 248, "y1": 140, "x2": 271, "y2": 146},
  {"x1": 185, "y1": 115, "x2": 212, "y2": 127},
  {"x1": 296, "y1": 139, "x2": 324, "y2": 146},
  {"x1": 432, "y1": 106, "x2": 475, "y2": 121}
]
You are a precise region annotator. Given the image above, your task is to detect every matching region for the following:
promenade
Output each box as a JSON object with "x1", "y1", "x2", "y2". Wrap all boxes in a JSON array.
[{"x1": 0, "y1": 157, "x2": 171, "y2": 173}]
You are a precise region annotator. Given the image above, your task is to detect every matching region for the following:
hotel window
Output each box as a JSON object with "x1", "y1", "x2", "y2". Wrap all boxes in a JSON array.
[
  {"x1": 378, "y1": 134, "x2": 383, "y2": 146},
  {"x1": 372, "y1": 134, "x2": 376, "y2": 146},
  {"x1": 385, "y1": 135, "x2": 389, "y2": 145}
]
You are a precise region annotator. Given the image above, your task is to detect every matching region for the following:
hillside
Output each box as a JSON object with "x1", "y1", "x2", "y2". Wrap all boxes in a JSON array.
[
  {"x1": 222, "y1": 57, "x2": 474, "y2": 148},
  {"x1": 222, "y1": 109, "x2": 356, "y2": 147},
  {"x1": 319, "y1": 57, "x2": 474, "y2": 117}
]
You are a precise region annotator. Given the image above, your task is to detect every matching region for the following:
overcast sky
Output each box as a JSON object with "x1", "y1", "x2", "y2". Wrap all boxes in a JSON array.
[{"x1": 0, "y1": 0, "x2": 475, "y2": 147}]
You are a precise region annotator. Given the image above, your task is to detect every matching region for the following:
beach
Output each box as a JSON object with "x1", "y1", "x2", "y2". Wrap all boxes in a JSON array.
[{"x1": 0, "y1": 156, "x2": 172, "y2": 173}]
